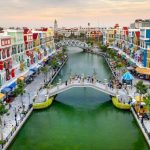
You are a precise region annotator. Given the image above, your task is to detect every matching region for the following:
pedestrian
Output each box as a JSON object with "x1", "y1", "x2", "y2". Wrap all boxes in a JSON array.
[
  {"x1": 65, "y1": 80, "x2": 68, "y2": 86},
  {"x1": 4, "y1": 120, "x2": 6, "y2": 127},
  {"x1": 141, "y1": 116, "x2": 144, "y2": 124}
]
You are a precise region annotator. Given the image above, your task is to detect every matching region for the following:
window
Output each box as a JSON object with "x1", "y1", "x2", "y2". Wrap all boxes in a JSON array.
[
  {"x1": 1, "y1": 40, "x2": 4, "y2": 46},
  {"x1": 18, "y1": 45, "x2": 20, "y2": 53},
  {"x1": 147, "y1": 52, "x2": 150, "y2": 59},
  {"x1": 5, "y1": 40, "x2": 7, "y2": 45},
  {"x1": 147, "y1": 60, "x2": 150, "y2": 68},
  {"x1": 2, "y1": 49, "x2": 6, "y2": 59},
  {"x1": 8, "y1": 40, "x2": 10, "y2": 44}
]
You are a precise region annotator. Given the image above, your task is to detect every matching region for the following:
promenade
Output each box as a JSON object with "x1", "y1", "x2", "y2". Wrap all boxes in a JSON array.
[{"x1": 0, "y1": 56, "x2": 68, "y2": 150}]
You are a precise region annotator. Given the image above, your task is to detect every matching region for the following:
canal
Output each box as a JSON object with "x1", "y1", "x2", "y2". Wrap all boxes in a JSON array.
[{"x1": 9, "y1": 47, "x2": 149, "y2": 150}]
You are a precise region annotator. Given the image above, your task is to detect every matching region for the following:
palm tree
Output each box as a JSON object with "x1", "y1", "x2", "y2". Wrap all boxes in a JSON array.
[
  {"x1": 62, "y1": 46, "x2": 67, "y2": 55},
  {"x1": 144, "y1": 93, "x2": 150, "y2": 116},
  {"x1": 50, "y1": 58, "x2": 59, "y2": 69},
  {"x1": 135, "y1": 80, "x2": 148, "y2": 101},
  {"x1": 41, "y1": 66, "x2": 49, "y2": 83},
  {"x1": 0, "y1": 102, "x2": 7, "y2": 144},
  {"x1": 14, "y1": 80, "x2": 26, "y2": 112}
]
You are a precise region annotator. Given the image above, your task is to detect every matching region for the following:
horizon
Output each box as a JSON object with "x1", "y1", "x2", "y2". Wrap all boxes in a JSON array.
[{"x1": 0, "y1": 0, "x2": 150, "y2": 28}]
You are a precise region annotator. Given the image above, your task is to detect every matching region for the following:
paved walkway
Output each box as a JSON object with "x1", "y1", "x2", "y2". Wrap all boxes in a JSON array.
[{"x1": 1, "y1": 71, "x2": 48, "y2": 141}]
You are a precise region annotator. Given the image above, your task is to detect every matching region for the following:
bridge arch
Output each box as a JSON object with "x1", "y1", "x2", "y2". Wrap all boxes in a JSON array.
[{"x1": 55, "y1": 39, "x2": 89, "y2": 50}]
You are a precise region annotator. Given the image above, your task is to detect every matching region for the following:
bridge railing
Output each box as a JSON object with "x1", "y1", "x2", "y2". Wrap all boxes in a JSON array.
[{"x1": 47, "y1": 78, "x2": 117, "y2": 97}]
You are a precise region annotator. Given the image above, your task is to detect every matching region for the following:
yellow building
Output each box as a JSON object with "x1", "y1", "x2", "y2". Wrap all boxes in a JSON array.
[{"x1": 106, "y1": 28, "x2": 115, "y2": 46}]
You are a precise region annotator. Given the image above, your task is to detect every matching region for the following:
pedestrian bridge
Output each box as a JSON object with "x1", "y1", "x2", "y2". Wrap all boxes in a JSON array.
[
  {"x1": 47, "y1": 79, "x2": 116, "y2": 98},
  {"x1": 56, "y1": 40, "x2": 89, "y2": 49}
]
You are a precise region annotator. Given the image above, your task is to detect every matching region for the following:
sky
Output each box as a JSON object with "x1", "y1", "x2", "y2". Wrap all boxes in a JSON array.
[{"x1": 0, "y1": 0, "x2": 150, "y2": 28}]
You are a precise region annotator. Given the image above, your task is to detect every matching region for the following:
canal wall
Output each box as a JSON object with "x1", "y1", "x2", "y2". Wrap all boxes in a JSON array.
[
  {"x1": 131, "y1": 108, "x2": 150, "y2": 147},
  {"x1": 3, "y1": 108, "x2": 33, "y2": 150},
  {"x1": 3, "y1": 56, "x2": 68, "y2": 150}
]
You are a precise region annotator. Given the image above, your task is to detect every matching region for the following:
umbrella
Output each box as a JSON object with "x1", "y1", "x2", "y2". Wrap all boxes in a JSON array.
[
  {"x1": 140, "y1": 102, "x2": 146, "y2": 106},
  {"x1": 122, "y1": 72, "x2": 134, "y2": 80}
]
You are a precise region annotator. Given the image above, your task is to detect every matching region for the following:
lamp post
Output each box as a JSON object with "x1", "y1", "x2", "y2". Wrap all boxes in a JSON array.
[{"x1": 27, "y1": 93, "x2": 31, "y2": 107}]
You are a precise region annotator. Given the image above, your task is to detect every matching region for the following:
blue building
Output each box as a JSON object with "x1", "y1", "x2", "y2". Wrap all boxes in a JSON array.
[{"x1": 140, "y1": 27, "x2": 150, "y2": 67}]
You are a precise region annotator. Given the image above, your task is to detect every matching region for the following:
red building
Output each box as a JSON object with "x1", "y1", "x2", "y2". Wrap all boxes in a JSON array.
[
  {"x1": 33, "y1": 32, "x2": 42, "y2": 61},
  {"x1": 23, "y1": 28, "x2": 34, "y2": 66},
  {"x1": 122, "y1": 27, "x2": 129, "y2": 40},
  {"x1": 0, "y1": 34, "x2": 13, "y2": 81}
]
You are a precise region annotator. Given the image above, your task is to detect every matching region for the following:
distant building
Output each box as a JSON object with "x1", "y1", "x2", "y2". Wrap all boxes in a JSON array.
[
  {"x1": 130, "y1": 19, "x2": 150, "y2": 28},
  {"x1": 142, "y1": 19, "x2": 150, "y2": 27},
  {"x1": 54, "y1": 19, "x2": 58, "y2": 31}
]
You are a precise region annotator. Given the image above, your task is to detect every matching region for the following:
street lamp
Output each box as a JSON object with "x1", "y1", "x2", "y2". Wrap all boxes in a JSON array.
[{"x1": 27, "y1": 92, "x2": 31, "y2": 107}]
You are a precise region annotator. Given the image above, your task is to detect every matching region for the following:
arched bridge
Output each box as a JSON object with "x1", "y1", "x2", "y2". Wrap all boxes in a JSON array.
[
  {"x1": 56, "y1": 40, "x2": 89, "y2": 49},
  {"x1": 48, "y1": 80, "x2": 116, "y2": 97},
  {"x1": 34, "y1": 76, "x2": 135, "y2": 104}
]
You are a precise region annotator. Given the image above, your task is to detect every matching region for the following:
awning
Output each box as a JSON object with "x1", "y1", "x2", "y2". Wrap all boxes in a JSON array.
[
  {"x1": 136, "y1": 67, "x2": 150, "y2": 75},
  {"x1": 36, "y1": 64, "x2": 42, "y2": 69},
  {"x1": 127, "y1": 66, "x2": 134, "y2": 70},
  {"x1": 1, "y1": 87, "x2": 11, "y2": 93},
  {"x1": 0, "y1": 93, "x2": 5, "y2": 99},
  {"x1": 38, "y1": 62, "x2": 43, "y2": 66},
  {"x1": 30, "y1": 67, "x2": 38, "y2": 73},
  {"x1": 28, "y1": 70, "x2": 35, "y2": 76},
  {"x1": 8, "y1": 82, "x2": 17, "y2": 89},
  {"x1": 121, "y1": 54, "x2": 126, "y2": 59},
  {"x1": 18, "y1": 76, "x2": 24, "y2": 81},
  {"x1": 122, "y1": 72, "x2": 134, "y2": 80},
  {"x1": 49, "y1": 53, "x2": 54, "y2": 57}
]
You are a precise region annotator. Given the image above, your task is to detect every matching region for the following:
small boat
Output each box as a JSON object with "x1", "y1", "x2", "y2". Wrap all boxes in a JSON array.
[
  {"x1": 112, "y1": 97, "x2": 131, "y2": 110},
  {"x1": 33, "y1": 97, "x2": 54, "y2": 110}
]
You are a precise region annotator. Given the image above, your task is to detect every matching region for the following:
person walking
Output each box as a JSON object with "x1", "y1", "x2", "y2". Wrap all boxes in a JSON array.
[{"x1": 65, "y1": 80, "x2": 68, "y2": 86}]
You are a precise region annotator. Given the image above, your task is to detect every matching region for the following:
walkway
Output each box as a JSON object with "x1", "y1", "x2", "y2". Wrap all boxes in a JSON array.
[
  {"x1": 48, "y1": 79, "x2": 116, "y2": 97},
  {"x1": 1, "y1": 56, "x2": 68, "y2": 150}
]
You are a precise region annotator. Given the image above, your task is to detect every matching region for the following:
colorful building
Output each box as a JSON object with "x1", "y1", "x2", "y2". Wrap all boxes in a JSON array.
[
  {"x1": 140, "y1": 27, "x2": 150, "y2": 67},
  {"x1": 103, "y1": 25, "x2": 150, "y2": 69},
  {"x1": 105, "y1": 28, "x2": 115, "y2": 46},
  {"x1": 0, "y1": 33, "x2": 12, "y2": 86},
  {"x1": 4, "y1": 29, "x2": 25, "y2": 73},
  {"x1": 0, "y1": 27, "x2": 55, "y2": 91},
  {"x1": 90, "y1": 31, "x2": 103, "y2": 42},
  {"x1": 23, "y1": 28, "x2": 34, "y2": 67}
]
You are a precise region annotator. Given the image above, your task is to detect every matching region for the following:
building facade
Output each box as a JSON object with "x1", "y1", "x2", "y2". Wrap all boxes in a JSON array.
[
  {"x1": 103, "y1": 25, "x2": 150, "y2": 68},
  {"x1": 0, "y1": 27, "x2": 55, "y2": 91}
]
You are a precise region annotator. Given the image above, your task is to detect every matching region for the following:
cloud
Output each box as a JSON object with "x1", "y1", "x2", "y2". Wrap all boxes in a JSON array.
[{"x1": 0, "y1": 0, "x2": 150, "y2": 27}]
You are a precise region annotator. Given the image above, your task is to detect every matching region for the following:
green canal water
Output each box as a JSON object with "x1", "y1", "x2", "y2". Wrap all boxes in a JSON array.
[{"x1": 9, "y1": 47, "x2": 149, "y2": 150}]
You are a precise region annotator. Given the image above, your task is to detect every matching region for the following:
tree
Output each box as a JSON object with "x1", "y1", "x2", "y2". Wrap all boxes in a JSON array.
[
  {"x1": 135, "y1": 81, "x2": 148, "y2": 101},
  {"x1": 0, "y1": 102, "x2": 7, "y2": 144},
  {"x1": 62, "y1": 46, "x2": 67, "y2": 55},
  {"x1": 144, "y1": 93, "x2": 150, "y2": 115},
  {"x1": 14, "y1": 80, "x2": 26, "y2": 112},
  {"x1": 50, "y1": 58, "x2": 59, "y2": 69},
  {"x1": 41, "y1": 66, "x2": 49, "y2": 83},
  {"x1": 100, "y1": 45, "x2": 108, "y2": 52}
]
